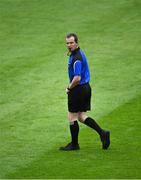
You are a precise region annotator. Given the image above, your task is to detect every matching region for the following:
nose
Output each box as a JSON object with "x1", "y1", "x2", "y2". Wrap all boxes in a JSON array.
[{"x1": 67, "y1": 43, "x2": 71, "y2": 47}]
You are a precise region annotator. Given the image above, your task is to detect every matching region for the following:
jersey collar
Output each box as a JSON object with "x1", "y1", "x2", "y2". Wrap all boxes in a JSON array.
[{"x1": 71, "y1": 47, "x2": 80, "y2": 55}]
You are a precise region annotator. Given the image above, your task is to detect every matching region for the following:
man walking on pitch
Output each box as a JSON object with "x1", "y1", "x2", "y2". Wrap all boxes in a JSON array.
[{"x1": 59, "y1": 33, "x2": 110, "y2": 151}]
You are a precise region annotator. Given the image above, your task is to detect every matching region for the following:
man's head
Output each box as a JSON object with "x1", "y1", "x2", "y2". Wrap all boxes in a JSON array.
[{"x1": 66, "y1": 33, "x2": 79, "y2": 52}]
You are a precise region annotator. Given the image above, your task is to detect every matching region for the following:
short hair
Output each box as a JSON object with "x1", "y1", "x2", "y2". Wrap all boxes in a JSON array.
[{"x1": 66, "y1": 33, "x2": 78, "y2": 43}]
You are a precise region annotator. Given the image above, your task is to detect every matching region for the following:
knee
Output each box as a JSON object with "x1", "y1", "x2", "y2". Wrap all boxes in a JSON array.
[
  {"x1": 78, "y1": 113, "x2": 88, "y2": 123},
  {"x1": 68, "y1": 112, "x2": 78, "y2": 122},
  {"x1": 78, "y1": 115, "x2": 85, "y2": 123}
]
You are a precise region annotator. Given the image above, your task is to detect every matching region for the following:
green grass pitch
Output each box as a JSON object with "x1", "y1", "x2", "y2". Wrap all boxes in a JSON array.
[{"x1": 0, "y1": 0, "x2": 141, "y2": 178}]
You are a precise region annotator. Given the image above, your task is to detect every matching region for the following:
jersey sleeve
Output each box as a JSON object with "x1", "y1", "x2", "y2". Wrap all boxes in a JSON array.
[{"x1": 73, "y1": 60, "x2": 82, "y2": 76}]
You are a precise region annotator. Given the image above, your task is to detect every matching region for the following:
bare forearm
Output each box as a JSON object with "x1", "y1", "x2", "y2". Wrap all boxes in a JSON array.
[{"x1": 68, "y1": 76, "x2": 81, "y2": 89}]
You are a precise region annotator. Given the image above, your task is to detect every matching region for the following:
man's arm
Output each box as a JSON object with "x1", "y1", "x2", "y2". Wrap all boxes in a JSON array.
[
  {"x1": 66, "y1": 59, "x2": 81, "y2": 93},
  {"x1": 66, "y1": 75, "x2": 81, "y2": 94},
  {"x1": 69, "y1": 75, "x2": 81, "y2": 89}
]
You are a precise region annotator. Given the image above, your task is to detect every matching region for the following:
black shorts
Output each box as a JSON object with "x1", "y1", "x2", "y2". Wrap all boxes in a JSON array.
[{"x1": 68, "y1": 83, "x2": 91, "y2": 113}]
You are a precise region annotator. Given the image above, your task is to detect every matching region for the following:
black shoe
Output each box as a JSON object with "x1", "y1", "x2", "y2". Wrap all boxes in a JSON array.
[
  {"x1": 100, "y1": 130, "x2": 110, "y2": 150},
  {"x1": 59, "y1": 142, "x2": 80, "y2": 151}
]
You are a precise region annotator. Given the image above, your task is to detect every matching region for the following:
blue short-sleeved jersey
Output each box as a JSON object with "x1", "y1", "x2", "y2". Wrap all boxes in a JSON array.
[{"x1": 68, "y1": 47, "x2": 90, "y2": 85}]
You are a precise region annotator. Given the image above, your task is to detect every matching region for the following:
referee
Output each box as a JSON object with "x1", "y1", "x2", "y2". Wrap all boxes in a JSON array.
[{"x1": 59, "y1": 33, "x2": 110, "y2": 151}]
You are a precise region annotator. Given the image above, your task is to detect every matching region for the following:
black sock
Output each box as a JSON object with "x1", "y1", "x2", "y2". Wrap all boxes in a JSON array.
[
  {"x1": 70, "y1": 121, "x2": 79, "y2": 146},
  {"x1": 84, "y1": 117, "x2": 103, "y2": 136}
]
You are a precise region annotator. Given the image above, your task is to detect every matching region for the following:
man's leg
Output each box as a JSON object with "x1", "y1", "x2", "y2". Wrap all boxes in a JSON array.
[
  {"x1": 68, "y1": 112, "x2": 79, "y2": 146},
  {"x1": 59, "y1": 112, "x2": 80, "y2": 151},
  {"x1": 78, "y1": 112, "x2": 103, "y2": 135},
  {"x1": 78, "y1": 112, "x2": 110, "y2": 150}
]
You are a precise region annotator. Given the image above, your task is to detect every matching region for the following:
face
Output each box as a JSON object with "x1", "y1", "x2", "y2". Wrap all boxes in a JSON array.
[{"x1": 66, "y1": 36, "x2": 78, "y2": 52}]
